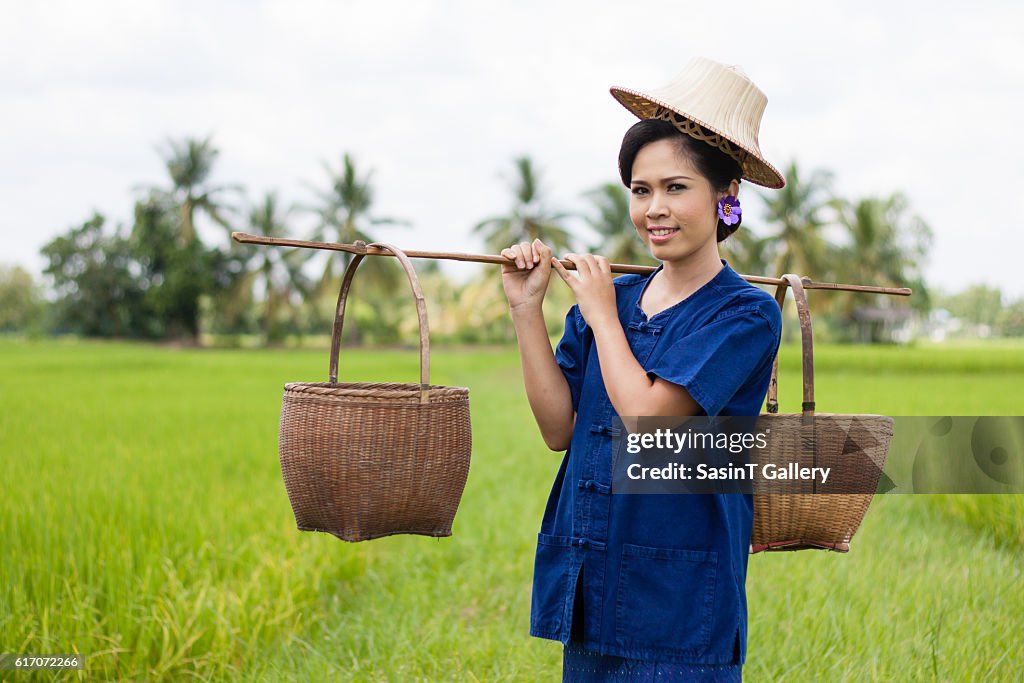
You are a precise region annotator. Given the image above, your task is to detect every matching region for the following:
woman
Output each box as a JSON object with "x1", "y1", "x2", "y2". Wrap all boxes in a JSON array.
[{"x1": 500, "y1": 58, "x2": 785, "y2": 681}]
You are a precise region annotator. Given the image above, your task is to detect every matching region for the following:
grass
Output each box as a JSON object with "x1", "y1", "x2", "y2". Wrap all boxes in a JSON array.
[{"x1": 0, "y1": 338, "x2": 1022, "y2": 681}]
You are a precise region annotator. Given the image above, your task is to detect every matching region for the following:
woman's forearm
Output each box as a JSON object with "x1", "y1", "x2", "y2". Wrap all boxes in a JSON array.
[
  {"x1": 510, "y1": 304, "x2": 575, "y2": 451},
  {"x1": 547, "y1": 253, "x2": 696, "y2": 418},
  {"x1": 589, "y1": 317, "x2": 699, "y2": 417}
]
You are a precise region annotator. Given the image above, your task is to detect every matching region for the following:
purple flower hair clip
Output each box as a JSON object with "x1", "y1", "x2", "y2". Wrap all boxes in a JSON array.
[{"x1": 717, "y1": 196, "x2": 742, "y2": 226}]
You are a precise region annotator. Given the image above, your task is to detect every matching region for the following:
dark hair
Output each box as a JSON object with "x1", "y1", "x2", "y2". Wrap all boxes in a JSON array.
[{"x1": 618, "y1": 118, "x2": 743, "y2": 242}]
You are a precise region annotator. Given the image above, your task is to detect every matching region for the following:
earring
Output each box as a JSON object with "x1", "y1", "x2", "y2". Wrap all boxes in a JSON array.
[{"x1": 717, "y1": 196, "x2": 742, "y2": 226}]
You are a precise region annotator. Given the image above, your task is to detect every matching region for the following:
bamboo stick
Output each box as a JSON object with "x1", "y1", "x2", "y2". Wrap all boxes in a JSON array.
[{"x1": 231, "y1": 232, "x2": 913, "y2": 297}]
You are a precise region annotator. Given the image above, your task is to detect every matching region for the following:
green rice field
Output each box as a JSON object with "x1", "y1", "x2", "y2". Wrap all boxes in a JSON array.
[{"x1": 1, "y1": 338, "x2": 1022, "y2": 681}]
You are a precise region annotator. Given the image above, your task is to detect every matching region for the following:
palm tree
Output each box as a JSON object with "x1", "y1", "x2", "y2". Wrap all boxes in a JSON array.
[
  {"x1": 474, "y1": 156, "x2": 574, "y2": 253},
  {"x1": 155, "y1": 136, "x2": 239, "y2": 245},
  {"x1": 304, "y1": 153, "x2": 410, "y2": 343},
  {"x1": 246, "y1": 193, "x2": 310, "y2": 344},
  {"x1": 307, "y1": 153, "x2": 406, "y2": 298},
  {"x1": 830, "y1": 194, "x2": 932, "y2": 340},
  {"x1": 719, "y1": 227, "x2": 775, "y2": 277},
  {"x1": 582, "y1": 182, "x2": 656, "y2": 266},
  {"x1": 129, "y1": 195, "x2": 221, "y2": 342},
  {"x1": 758, "y1": 161, "x2": 835, "y2": 279}
]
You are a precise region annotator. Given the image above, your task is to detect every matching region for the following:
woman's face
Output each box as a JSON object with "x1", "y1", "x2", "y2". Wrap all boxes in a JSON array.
[{"x1": 628, "y1": 138, "x2": 735, "y2": 266}]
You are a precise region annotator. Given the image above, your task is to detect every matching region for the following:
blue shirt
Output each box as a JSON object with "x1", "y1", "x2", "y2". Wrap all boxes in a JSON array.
[{"x1": 529, "y1": 262, "x2": 782, "y2": 665}]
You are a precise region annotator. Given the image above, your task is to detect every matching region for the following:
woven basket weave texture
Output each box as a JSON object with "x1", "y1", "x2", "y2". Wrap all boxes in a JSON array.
[
  {"x1": 277, "y1": 244, "x2": 471, "y2": 542},
  {"x1": 751, "y1": 274, "x2": 893, "y2": 553}
]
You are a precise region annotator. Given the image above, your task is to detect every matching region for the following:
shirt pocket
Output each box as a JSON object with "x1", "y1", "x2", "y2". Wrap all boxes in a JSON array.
[
  {"x1": 530, "y1": 533, "x2": 574, "y2": 637},
  {"x1": 614, "y1": 543, "x2": 718, "y2": 656}
]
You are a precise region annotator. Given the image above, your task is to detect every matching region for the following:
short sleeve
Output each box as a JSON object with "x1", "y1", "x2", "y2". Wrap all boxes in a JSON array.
[
  {"x1": 554, "y1": 305, "x2": 587, "y2": 413},
  {"x1": 645, "y1": 303, "x2": 781, "y2": 417}
]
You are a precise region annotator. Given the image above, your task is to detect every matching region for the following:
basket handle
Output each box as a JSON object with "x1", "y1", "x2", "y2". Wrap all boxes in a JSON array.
[
  {"x1": 764, "y1": 273, "x2": 815, "y2": 417},
  {"x1": 328, "y1": 242, "x2": 431, "y2": 404}
]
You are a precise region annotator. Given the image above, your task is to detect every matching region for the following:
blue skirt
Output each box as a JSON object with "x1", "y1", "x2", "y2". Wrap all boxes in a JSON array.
[{"x1": 562, "y1": 645, "x2": 742, "y2": 682}]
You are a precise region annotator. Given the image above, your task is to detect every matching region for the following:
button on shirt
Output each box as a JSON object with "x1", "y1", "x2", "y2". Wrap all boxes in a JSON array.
[{"x1": 529, "y1": 262, "x2": 782, "y2": 665}]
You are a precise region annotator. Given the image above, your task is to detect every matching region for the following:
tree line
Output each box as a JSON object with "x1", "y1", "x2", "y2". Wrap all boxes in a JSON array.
[{"x1": 2, "y1": 134, "x2": 1007, "y2": 344}]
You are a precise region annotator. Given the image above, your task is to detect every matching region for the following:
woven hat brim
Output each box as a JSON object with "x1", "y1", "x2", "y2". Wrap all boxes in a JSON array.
[{"x1": 610, "y1": 86, "x2": 786, "y2": 189}]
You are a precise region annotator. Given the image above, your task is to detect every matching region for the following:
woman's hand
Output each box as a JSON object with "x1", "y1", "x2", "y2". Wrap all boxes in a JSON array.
[
  {"x1": 500, "y1": 240, "x2": 575, "y2": 450},
  {"x1": 551, "y1": 253, "x2": 618, "y2": 329},
  {"x1": 501, "y1": 240, "x2": 554, "y2": 312}
]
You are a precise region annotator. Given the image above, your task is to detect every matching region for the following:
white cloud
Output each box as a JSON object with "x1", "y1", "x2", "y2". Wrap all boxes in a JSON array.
[{"x1": 2, "y1": 0, "x2": 1022, "y2": 296}]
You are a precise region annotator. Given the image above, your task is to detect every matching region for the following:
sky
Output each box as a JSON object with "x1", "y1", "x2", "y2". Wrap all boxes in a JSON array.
[{"x1": 3, "y1": 0, "x2": 1023, "y2": 297}]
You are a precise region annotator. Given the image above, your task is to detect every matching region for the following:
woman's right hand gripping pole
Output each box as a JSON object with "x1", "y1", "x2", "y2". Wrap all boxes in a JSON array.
[
  {"x1": 501, "y1": 240, "x2": 552, "y2": 311},
  {"x1": 500, "y1": 240, "x2": 575, "y2": 451}
]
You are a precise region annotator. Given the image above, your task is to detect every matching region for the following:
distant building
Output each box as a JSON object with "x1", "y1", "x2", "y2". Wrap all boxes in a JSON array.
[{"x1": 850, "y1": 305, "x2": 914, "y2": 343}]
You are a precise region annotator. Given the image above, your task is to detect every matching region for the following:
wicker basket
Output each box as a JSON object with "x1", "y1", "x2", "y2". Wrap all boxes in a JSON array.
[
  {"x1": 751, "y1": 274, "x2": 894, "y2": 553},
  {"x1": 278, "y1": 243, "x2": 472, "y2": 542}
]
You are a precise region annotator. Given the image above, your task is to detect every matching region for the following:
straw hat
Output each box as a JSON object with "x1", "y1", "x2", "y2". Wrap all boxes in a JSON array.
[{"x1": 611, "y1": 57, "x2": 786, "y2": 189}]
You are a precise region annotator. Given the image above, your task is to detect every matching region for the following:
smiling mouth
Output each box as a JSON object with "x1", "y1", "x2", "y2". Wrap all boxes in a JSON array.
[{"x1": 648, "y1": 227, "x2": 679, "y2": 236}]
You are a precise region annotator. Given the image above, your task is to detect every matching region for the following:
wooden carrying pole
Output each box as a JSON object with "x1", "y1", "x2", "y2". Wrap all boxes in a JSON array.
[{"x1": 231, "y1": 232, "x2": 913, "y2": 297}]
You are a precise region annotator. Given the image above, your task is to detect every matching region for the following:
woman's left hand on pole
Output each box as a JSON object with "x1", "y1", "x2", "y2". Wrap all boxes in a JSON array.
[{"x1": 551, "y1": 253, "x2": 618, "y2": 328}]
